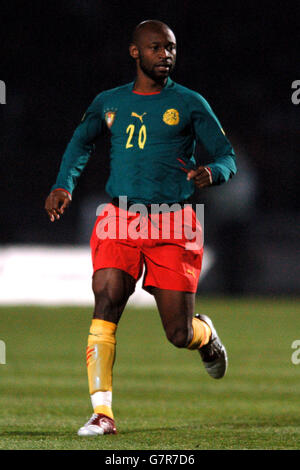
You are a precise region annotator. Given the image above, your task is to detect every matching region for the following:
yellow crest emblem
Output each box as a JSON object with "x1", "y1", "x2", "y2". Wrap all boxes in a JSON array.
[{"x1": 163, "y1": 108, "x2": 179, "y2": 126}]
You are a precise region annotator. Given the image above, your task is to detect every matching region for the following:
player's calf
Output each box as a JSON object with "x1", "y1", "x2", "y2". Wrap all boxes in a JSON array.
[{"x1": 165, "y1": 326, "x2": 193, "y2": 348}]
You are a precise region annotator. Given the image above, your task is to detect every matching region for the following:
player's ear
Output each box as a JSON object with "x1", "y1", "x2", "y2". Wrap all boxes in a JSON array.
[{"x1": 129, "y1": 44, "x2": 139, "y2": 60}]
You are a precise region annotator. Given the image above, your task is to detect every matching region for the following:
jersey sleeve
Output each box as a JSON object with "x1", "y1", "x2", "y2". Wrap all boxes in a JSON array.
[
  {"x1": 51, "y1": 94, "x2": 104, "y2": 195},
  {"x1": 189, "y1": 93, "x2": 237, "y2": 184}
]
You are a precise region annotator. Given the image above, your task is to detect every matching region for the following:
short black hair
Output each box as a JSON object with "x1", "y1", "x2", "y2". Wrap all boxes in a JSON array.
[{"x1": 131, "y1": 20, "x2": 173, "y2": 46}]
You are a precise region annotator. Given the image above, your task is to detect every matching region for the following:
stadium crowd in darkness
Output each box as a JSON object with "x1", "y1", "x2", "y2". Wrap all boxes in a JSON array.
[{"x1": 1, "y1": 2, "x2": 298, "y2": 294}]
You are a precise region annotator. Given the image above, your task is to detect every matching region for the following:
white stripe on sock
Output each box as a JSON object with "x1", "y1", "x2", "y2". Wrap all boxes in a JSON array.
[{"x1": 91, "y1": 391, "x2": 112, "y2": 409}]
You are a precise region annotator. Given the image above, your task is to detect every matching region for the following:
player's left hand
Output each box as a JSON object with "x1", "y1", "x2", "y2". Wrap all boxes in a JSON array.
[{"x1": 186, "y1": 166, "x2": 213, "y2": 188}]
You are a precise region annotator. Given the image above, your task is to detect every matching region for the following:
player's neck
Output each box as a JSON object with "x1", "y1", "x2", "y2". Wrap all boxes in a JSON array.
[{"x1": 133, "y1": 72, "x2": 167, "y2": 94}]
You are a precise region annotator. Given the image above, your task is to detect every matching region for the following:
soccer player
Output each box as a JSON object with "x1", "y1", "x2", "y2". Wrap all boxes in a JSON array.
[{"x1": 45, "y1": 20, "x2": 237, "y2": 436}]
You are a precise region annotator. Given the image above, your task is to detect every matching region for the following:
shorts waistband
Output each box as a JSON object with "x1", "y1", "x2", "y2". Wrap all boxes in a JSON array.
[{"x1": 111, "y1": 197, "x2": 191, "y2": 213}]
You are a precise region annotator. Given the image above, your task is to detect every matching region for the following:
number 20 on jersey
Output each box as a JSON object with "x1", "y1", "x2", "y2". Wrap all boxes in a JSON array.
[{"x1": 126, "y1": 124, "x2": 147, "y2": 150}]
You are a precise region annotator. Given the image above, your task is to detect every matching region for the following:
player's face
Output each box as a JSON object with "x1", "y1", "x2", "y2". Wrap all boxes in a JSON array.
[{"x1": 136, "y1": 28, "x2": 176, "y2": 81}]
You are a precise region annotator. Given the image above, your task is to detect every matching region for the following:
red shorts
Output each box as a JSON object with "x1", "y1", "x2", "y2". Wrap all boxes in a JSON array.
[{"x1": 90, "y1": 203, "x2": 203, "y2": 293}]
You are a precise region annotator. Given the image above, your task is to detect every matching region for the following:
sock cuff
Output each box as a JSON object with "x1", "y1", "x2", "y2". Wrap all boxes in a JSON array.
[
  {"x1": 90, "y1": 319, "x2": 117, "y2": 334},
  {"x1": 88, "y1": 319, "x2": 117, "y2": 346},
  {"x1": 187, "y1": 318, "x2": 200, "y2": 350},
  {"x1": 188, "y1": 317, "x2": 210, "y2": 350}
]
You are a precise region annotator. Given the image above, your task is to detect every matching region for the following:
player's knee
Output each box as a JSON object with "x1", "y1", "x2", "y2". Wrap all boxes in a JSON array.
[
  {"x1": 92, "y1": 278, "x2": 118, "y2": 318},
  {"x1": 166, "y1": 327, "x2": 191, "y2": 348},
  {"x1": 93, "y1": 286, "x2": 113, "y2": 316}
]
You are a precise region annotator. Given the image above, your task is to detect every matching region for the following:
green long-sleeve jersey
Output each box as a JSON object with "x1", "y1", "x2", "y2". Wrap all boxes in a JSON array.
[{"x1": 51, "y1": 78, "x2": 237, "y2": 204}]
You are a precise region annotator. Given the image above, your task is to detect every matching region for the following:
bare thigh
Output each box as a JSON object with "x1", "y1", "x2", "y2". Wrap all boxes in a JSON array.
[{"x1": 92, "y1": 268, "x2": 136, "y2": 324}]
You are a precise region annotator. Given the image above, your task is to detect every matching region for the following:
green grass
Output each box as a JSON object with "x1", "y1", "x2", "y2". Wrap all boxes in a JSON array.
[{"x1": 0, "y1": 297, "x2": 300, "y2": 450}]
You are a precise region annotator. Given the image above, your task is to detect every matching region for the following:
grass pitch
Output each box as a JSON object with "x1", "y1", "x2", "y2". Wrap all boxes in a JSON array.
[{"x1": 0, "y1": 297, "x2": 299, "y2": 450}]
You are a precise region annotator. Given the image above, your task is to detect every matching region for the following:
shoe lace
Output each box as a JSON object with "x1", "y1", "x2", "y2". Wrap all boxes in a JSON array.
[{"x1": 86, "y1": 413, "x2": 98, "y2": 426}]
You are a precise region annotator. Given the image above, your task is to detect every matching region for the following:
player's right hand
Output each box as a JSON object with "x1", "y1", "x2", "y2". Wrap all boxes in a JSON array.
[{"x1": 45, "y1": 189, "x2": 72, "y2": 222}]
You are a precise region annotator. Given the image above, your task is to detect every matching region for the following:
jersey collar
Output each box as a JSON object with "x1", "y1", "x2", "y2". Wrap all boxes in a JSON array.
[{"x1": 131, "y1": 77, "x2": 173, "y2": 95}]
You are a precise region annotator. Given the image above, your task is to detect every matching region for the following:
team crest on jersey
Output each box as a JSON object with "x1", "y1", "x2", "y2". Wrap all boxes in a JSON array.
[
  {"x1": 163, "y1": 108, "x2": 179, "y2": 126},
  {"x1": 105, "y1": 110, "x2": 116, "y2": 128}
]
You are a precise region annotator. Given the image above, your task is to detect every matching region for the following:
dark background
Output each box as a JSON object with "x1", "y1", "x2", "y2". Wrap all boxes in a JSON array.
[{"x1": 1, "y1": 0, "x2": 299, "y2": 294}]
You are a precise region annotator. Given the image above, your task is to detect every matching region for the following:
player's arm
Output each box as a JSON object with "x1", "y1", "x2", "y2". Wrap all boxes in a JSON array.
[
  {"x1": 187, "y1": 94, "x2": 237, "y2": 188},
  {"x1": 45, "y1": 95, "x2": 104, "y2": 222}
]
